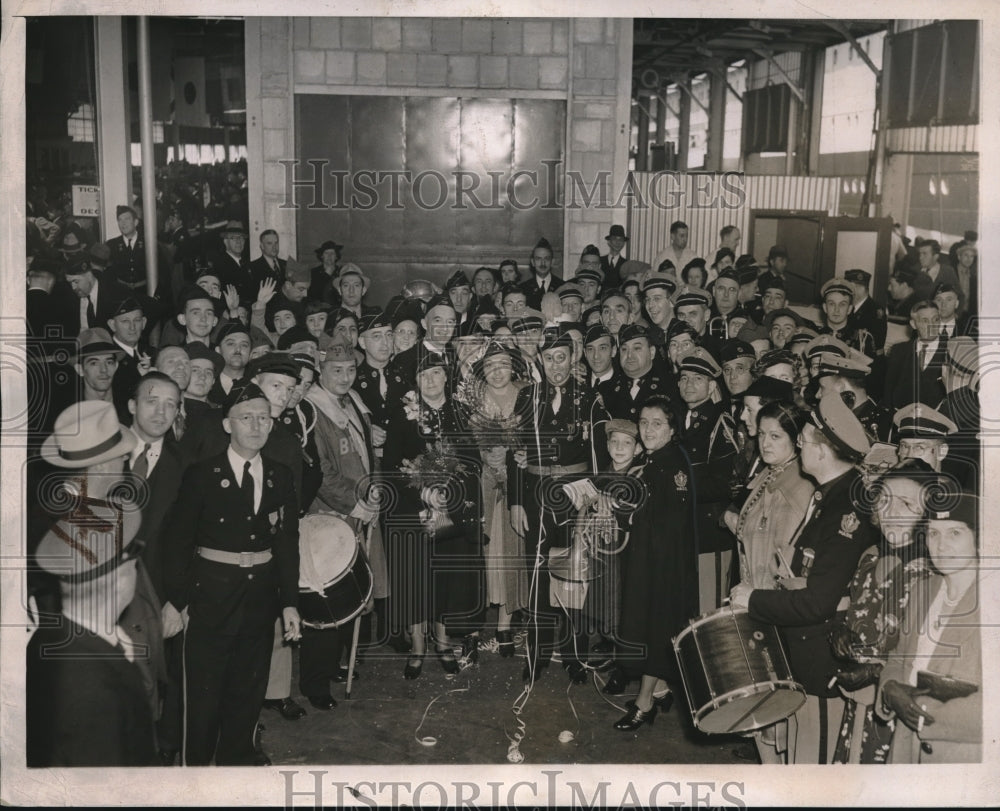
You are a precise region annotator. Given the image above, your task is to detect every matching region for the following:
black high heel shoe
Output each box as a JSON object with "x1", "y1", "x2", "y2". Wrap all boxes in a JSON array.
[
  {"x1": 435, "y1": 644, "x2": 460, "y2": 674},
  {"x1": 614, "y1": 699, "x2": 658, "y2": 731},
  {"x1": 601, "y1": 665, "x2": 629, "y2": 695},
  {"x1": 653, "y1": 691, "x2": 674, "y2": 713},
  {"x1": 403, "y1": 654, "x2": 424, "y2": 680},
  {"x1": 496, "y1": 630, "x2": 514, "y2": 658}
]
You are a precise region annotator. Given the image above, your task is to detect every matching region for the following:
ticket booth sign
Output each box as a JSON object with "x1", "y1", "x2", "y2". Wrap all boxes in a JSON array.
[{"x1": 72, "y1": 185, "x2": 101, "y2": 217}]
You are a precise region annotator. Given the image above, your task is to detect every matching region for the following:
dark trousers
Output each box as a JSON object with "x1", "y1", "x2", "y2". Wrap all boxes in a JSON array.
[
  {"x1": 522, "y1": 473, "x2": 588, "y2": 666},
  {"x1": 182, "y1": 620, "x2": 273, "y2": 766},
  {"x1": 157, "y1": 632, "x2": 184, "y2": 752},
  {"x1": 298, "y1": 623, "x2": 349, "y2": 698}
]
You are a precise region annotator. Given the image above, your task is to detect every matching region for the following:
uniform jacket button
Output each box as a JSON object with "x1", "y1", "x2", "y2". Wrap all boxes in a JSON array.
[
  {"x1": 248, "y1": 573, "x2": 254, "y2": 580},
  {"x1": 250, "y1": 534, "x2": 256, "y2": 541}
]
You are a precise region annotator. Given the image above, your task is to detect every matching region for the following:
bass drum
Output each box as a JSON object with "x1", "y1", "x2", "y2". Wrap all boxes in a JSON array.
[
  {"x1": 673, "y1": 606, "x2": 806, "y2": 734},
  {"x1": 298, "y1": 513, "x2": 373, "y2": 630}
]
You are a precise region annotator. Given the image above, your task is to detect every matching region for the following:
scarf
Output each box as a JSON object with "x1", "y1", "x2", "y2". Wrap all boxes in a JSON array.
[{"x1": 306, "y1": 383, "x2": 372, "y2": 474}]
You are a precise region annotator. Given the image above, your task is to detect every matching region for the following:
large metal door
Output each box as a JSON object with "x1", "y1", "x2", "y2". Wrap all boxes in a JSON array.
[{"x1": 294, "y1": 95, "x2": 565, "y2": 303}]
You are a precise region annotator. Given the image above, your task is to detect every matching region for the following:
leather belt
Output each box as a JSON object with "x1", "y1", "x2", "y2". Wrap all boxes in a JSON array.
[
  {"x1": 525, "y1": 463, "x2": 587, "y2": 476},
  {"x1": 197, "y1": 547, "x2": 272, "y2": 568}
]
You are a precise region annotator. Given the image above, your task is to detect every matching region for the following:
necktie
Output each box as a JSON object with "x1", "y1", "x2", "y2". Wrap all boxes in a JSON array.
[
  {"x1": 551, "y1": 386, "x2": 562, "y2": 415},
  {"x1": 173, "y1": 408, "x2": 186, "y2": 440},
  {"x1": 919, "y1": 343, "x2": 928, "y2": 370},
  {"x1": 131, "y1": 443, "x2": 151, "y2": 480},
  {"x1": 241, "y1": 460, "x2": 255, "y2": 513},
  {"x1": 941, "y1": 326, "x2": 950, "y2": 340},
  {"x1": 685, "y1": 410, "x2": 693, "y2": 430},
  {"x1": 629, "y1": 377, "x2": 641, "y2": 400},
  {"x1": 378, "y1": 369, "x2": 387, "y2": 399},
  {"x1": 86, "y1": 297, "x2": 96, "y2": 328}
]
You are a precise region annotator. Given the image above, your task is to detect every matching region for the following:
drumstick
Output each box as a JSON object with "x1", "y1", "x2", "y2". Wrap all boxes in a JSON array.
[
  {"x1": 345, "y1": 617, "x2": 362, "y2": 699},
  {"x1": 774, "y1": 548, "x2": 794, "y2": 578}
]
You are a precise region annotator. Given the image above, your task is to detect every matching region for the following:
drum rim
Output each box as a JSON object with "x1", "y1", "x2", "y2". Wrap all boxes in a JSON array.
[
  {"x1": 673, "y1": 605, "x2": 750, "y2": 642},
  {"x1": 692, "y1": 680, "x2": 807, "y2": 734},
  {"x1": 299, "y1": 576, "x2": 374, "y2": 630}
]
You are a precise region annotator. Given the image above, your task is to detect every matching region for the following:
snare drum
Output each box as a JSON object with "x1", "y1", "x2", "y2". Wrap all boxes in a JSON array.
[
  {"x1": 673, "y1": 606, "x2": 806, "y2": 734},
  {"x1": 298, "y1": 513, "x2": 373, "y2": 629}
]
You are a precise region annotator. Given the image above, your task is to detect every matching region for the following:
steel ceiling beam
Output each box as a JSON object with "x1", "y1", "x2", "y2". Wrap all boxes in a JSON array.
[{"x1": 751, "y1": 47, "x2": 805, "y2": 103}]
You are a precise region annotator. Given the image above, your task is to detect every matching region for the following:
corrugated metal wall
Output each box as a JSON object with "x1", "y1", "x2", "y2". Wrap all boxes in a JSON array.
[
  {"x1": 627, "y1": 172, "x2": 841, "y2": 265},
  {"x1": 886, "y1": 125, "x2": 978, "y2": 154}
]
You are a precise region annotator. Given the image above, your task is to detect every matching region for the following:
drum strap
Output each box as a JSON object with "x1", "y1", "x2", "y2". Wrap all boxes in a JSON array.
[
  {"x1": 818, "y1": 698, "x2": 829, "y2": 764},
  {"x1": 715, "y1": 552, "x2": 723, "y2": 608}
]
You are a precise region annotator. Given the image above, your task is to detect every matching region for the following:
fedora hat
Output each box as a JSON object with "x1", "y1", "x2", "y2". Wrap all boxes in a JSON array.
[
  {"x1": 35, "y1": 495, "x2": 142, "y2": 581},
  {"x1": 605, "y1": 225, "x2": 629, "y2": 241},
  {"x1": 40, "y1": 400, "x2": 137, "y2": 469},
  {"x1": 333, "y1": 263, "x2": 371, "y2": 294},
  {"x1": 75, "y1": 328, "x2": 126, "y2": 362}
]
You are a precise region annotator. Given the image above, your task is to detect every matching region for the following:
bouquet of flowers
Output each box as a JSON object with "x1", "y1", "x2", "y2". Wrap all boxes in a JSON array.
[{"x1": 398, "y1": 439, "x2": 469, "y2": 491}]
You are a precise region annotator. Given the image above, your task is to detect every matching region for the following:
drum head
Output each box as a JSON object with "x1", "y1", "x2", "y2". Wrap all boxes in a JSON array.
[
  {"x1": 694, "y1": 683, "x2": 806, "y2": 734},
  {"x1": 298, "y1": 513, "x2": 358, "y2": 591}
]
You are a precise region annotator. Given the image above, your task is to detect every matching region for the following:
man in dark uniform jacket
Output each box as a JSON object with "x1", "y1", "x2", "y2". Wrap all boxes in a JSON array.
[
  {"x1": 105, "y1": 205, "x2": 148, "y2": 293},
  {"x1": 207, "y1": 321, "x2": 253, "y2": 408},
  {"x1": 519, "y1": 237, "x2": 564, "y2": 310},
  {"x1": 599, "y1": 323, "x2": 681, "y2": 424},
  {"x1": 509, "y1": 330, "x2": 609, "y2": 684},
  {"x1": 676, "y1": 348, "x2": 738, "y2": 613},
  {"x1": 844, "y1": 269, "x2": 887, "y2": 353},
  {"x1": 731, "y1": 394, "x2": 873, "y2": 764},
  {"x1": 354, "y1": 310, "x2": 394, "y2": 446},
  {"x1": 674, "y1": 287, "x2": 723, "y2": 362},
  {"x1": 817, "y1": 278, "x2": 877, "y2": 360},
  {"x1": 815, "y1": 352, "x2": 893, "y2": 443},
  {"x1": 164, "y1": 383, "x2": 301, "y2": 766}
]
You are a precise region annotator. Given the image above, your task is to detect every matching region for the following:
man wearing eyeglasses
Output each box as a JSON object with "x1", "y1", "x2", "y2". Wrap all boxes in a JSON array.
[
  {"x1": 892, "y1": 402, "x2": 958, "y2": 473},
  {"x1": 164, "y1": 382, "x2": 301, "y2": 766}
]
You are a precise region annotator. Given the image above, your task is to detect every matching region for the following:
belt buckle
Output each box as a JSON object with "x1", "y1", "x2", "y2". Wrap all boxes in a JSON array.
[{"x1": 239, "y1": 551, "x2": 255, "y2": 568}]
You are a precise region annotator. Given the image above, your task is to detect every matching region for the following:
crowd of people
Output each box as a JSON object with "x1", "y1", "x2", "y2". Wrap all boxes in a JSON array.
[{"x1": 23, "y1": 210, "x2": 982, "y2": 768}]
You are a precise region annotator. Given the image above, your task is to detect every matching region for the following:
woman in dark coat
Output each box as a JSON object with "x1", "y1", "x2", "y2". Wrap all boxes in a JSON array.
[
  {"x1": 382, "y1": 353, "x2": 483, "y2": 678},
  {"x1": 614, "y1": 395, "x2": 698, "y2": 730}
]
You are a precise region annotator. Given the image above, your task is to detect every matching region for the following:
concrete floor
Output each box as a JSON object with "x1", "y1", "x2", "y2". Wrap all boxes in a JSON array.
[{"x1": 259, "y1": 627, "x2": 748, "y2": 767}]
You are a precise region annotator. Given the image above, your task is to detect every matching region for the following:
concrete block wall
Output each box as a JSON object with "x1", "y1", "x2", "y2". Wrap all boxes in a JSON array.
[
  {"x1": 565, "y1": 19, "x2": 631, "y2": 265},
  {"x1": 247, "y1": 17, "x2": 630, "y2": 279}
]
